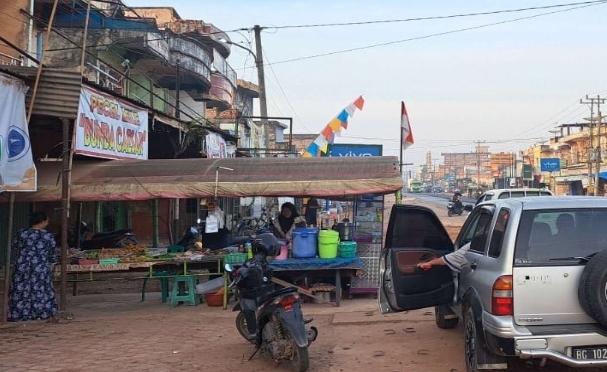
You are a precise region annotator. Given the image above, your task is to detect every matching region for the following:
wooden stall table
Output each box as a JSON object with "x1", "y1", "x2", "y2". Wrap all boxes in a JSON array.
[
  {"x1": 53, "y1": 256, "x2": 230, "y2": 309},
  {"x1": 268, "y1": 257, "x2": 365, "y2": 307}
]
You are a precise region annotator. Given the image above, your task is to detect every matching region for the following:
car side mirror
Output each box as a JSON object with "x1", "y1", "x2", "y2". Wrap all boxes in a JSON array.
[
  {"x1": 224, "y1": 263, "x2": 234, "y2": 272},
  {"x1": 464, "y1": 205, "x2": 473, "y2": 212}
]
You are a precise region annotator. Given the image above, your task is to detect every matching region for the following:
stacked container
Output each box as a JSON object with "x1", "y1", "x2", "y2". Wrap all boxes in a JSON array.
[{"x1": 291, "y1": 228, "x2": 319, "y2": 258}]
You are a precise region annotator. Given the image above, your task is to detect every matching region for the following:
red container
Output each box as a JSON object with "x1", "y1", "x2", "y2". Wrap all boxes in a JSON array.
[{"x1": 204, "y1": 292, "x2": 224, "y2": 307}]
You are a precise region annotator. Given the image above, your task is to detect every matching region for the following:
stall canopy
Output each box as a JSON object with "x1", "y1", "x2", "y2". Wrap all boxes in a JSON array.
[{"x1": 5, "y1": 156, "x2": 402, "y2": 202}]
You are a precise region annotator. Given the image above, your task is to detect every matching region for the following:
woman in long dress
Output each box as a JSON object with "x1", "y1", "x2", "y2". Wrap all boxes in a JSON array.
[{"x1": 8, "y1": 212, "x2": 58, "y2": 321}]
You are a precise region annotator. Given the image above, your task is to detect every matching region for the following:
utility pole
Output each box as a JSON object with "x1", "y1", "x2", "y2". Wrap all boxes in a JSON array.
[
  {"x1": 253, "y1": 25, "x2": 269, "y2": 151},
  {"x1": 473, "y1": 140, "x2": 486, "y2": 187},
  {"x1": 581, "y1": 95, "x2": 606, "y2": 196}
]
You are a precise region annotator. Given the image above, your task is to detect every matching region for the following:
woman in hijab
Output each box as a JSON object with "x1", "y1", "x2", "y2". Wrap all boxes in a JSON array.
[
  {"x1": 273, "y1": 202, "x2": 306, "y2": 242},
  {"x1": 304, "y1": 198, "x2": 320, "y2": 227}
]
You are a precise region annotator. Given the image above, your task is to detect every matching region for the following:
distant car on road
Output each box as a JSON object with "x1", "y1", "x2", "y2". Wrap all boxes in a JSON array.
[
  {"x1": 475, "y1": 188, "x2": 554, "y2": 205},
  {"x1": 432, "y1": 186, "x2": 443, "y2": 193}
]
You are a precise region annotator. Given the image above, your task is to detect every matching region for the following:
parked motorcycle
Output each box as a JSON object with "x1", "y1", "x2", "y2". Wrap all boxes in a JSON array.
[
  {"x1": 225, "y1": 234, "x2": 318, "y2": 372},
  {"x1": 70, "y1": 221, "x2": 139, "y2": 249}
]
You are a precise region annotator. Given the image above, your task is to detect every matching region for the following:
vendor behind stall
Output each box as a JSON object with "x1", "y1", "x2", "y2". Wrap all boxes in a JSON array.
[{"x1": 272, "y1": 202, "x2": 306, "y2": 242}]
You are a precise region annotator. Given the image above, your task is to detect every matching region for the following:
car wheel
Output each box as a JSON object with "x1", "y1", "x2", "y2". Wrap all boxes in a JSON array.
[
  {"x1": 463, "y1": 306, "x2": 491, "y2": 372},
  {"x1": 435, "y1": 305, "x2": 459, "y2": 329},
  {"x1": 578, "y1": 250, "x2": 607, "y2": 327}
]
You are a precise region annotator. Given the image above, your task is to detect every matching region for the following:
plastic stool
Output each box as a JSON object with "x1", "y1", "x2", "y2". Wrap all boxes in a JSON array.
[
  {"x1": 170, "y1": 275, "x2": 199, "y2": 307},
  {"x1": 141, "y1": 270, "x2": 177, "y2": 303}
]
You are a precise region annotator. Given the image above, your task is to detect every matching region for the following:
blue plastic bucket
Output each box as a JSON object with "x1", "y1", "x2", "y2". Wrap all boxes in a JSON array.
[{"x1": 292, "y1": 228, "x2": 318, "y2": 258}]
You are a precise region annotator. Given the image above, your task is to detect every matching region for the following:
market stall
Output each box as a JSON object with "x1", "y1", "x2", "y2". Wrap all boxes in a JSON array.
[
  {"x1": 3, "y1": 156, "x2": 402, "y2": 311},
  {"x1": 57, "y1": 246, "x2": 242, "y2": 308}
]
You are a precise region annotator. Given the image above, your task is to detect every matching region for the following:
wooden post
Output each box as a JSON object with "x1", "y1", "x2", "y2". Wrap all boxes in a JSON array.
[{"x1": 1, "y1": 193, "x2": 16, "y2": 324}]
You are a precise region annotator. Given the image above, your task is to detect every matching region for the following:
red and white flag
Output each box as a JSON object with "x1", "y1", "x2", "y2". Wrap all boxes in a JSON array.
[{"x1": 401, "y1": 101, "x2": 414, "y2": 150}]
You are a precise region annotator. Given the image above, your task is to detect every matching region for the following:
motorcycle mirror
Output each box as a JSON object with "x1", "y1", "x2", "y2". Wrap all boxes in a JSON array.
[{"x1": 224, "y1": 263, "x2": 234, "y2": 272}]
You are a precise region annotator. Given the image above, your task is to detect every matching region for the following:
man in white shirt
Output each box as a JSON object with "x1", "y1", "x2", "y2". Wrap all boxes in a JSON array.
[
  {"x1": 416, "y1": 243, "x2": 471, "y2": 303},
  {"x1": 416, "y1": 243, "x2": 470, "y2": 273}
]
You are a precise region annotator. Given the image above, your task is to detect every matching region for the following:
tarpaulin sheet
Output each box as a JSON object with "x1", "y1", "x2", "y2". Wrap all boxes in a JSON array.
[{"x1": 5, "y1": 156, "x2": 402, "y2": 202}]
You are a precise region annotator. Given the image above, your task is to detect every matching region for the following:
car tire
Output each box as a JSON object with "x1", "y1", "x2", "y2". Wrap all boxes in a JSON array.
[
  {"x1": 435, "y1": 305, "x2": 459, "y2": 329},
  {"x1": 463, "y1": 306, "x2": 492, "y2": 372},
  {"x1": 578, "y1": 249, "x2": 607, "y2": 327}
]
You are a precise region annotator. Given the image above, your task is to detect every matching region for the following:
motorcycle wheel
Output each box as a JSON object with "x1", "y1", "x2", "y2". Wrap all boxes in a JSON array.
[
  {"x1": 447, "y1": 209, "x2": 453, "y2": 217},
  {"x1": 235, "y1": 312, "x2": 256, "y2": 344},
  {"x1": 289, "y1": 342, "x2": 310, "y2": 372}
]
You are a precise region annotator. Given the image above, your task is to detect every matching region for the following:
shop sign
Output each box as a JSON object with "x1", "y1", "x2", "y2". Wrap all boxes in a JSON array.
[
  {"x1": 0, "y1": 73, "x2": 36, "y2": 192},
  {"x1": 74, "y1": 86, "x2": 148, "y2": 160},
  {"x1": 540, "y1": 158, "x2": 561, "y2": 172},
  {"x1": 325, "y1": 143, "x2": 382, "y2": 157}
]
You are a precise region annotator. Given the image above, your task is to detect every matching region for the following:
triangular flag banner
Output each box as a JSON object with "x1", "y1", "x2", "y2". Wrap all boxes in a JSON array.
[
  {"x1": 319, "y1": 141, "x2": 329, "y2": 153},
  {"x1": 328, "y1": 118, "x2": 342, "y2": 132},
  {"x1": 401, "y1": 101, "x2": 414, "y2": 150},
  {"x1": 344, "y1": 103, "x2": 357, "y2": 117},
  {"x1": 301, "y1": 95, "x2": 364, "y2": 157},
  {"x1": 337, "y1": 109, "x2": 349, "y2": 124},
  {"x1": 307, "y1": 142, "x2": 320, "y2": 156},
  {"x1": 353, "y1": 95, "x2": 365, "y2": 110},
  {"x1": 322, "y1": 125, "x2": 334, "y2": 141},
  {"x1": 313, "y1": 134, "x2": 328, "y2": 147}
]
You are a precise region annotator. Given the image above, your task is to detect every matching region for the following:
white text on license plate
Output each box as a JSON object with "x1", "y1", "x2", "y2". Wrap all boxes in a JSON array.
[{"x1": 573, "y1": 347, "x2": 607, "y2": 360}]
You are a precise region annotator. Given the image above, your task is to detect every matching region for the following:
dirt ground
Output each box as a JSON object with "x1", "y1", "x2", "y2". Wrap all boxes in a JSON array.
[{"x1": 1, "y1": 196, "x2": 605, "y2": 372}]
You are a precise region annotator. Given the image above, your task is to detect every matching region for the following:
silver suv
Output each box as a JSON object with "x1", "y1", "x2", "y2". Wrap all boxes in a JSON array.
[{"x1": 379, "y1": 197, "x2": 607, "y2": 371}]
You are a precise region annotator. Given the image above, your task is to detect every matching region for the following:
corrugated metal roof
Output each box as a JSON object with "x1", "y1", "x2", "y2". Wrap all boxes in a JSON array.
[{"x1": 0, "y1": 66, "x2": 82, "y2": 119}]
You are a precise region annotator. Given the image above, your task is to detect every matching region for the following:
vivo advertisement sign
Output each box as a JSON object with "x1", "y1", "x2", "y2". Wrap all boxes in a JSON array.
[
  {"x1": 540, "y1": 158, "x2": 561, "y2": 172},
  {"x1": 325, "y1": 144, "x2": 383, "y2": 157}
]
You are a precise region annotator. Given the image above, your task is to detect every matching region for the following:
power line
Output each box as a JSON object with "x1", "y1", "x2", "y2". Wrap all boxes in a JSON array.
[
  {"x1": 261, "y1": 47, "x2": 314, "y2": 134},
  {"x1": 255, "y1": 2, "x2": 602, "y2": 68},
  {"x1": 269, "y1": 1, "x2": 607, "y2": 29}
]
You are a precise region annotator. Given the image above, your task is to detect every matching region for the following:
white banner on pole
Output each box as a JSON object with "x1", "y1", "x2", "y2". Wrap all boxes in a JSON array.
[
  {"x1": 0, "y1": 73, "x2": 37, "y2": 192},
  {"x1": 74, "y1": 85, "x2": 148, "y2": 160}
]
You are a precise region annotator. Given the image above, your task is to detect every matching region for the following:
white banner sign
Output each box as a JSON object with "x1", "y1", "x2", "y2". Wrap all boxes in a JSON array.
[
  {"x1": 75, "y1": 86, "x2": 148, "y2": 160},
  {"x1": 206, "y1": 133, "x2": 227, "y2": 158},
  {"x1": 0, "y1": 73, "x2": 37, "y2": 192}
]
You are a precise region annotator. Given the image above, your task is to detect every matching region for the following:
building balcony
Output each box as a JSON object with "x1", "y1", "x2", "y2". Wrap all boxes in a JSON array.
[
  {"x1": 130, "y1": 34, "x2": 212, "y2": 92},
  {"x1": 165, "y1": 20, "x2": 231, "y2": 58},
  {"x1": 204, "y1": 73, "x2": 234, "y2": 110}
]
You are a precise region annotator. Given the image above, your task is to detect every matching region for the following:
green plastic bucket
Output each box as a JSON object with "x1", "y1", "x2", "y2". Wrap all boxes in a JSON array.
[
  {"x1": 318, "y1": 229, "x2": 339, "y2": 259},
  {"x1": 339, "y1": 241, "x2": 357, "y2": 258}
]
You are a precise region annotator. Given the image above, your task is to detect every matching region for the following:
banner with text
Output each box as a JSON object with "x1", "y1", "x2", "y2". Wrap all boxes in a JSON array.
[
  {"x1": 74, "y1": 86, "x2": 148, "y2": 160},
  {"x1": 0, "y1": 73, "x2": 37, "y2": 192}
]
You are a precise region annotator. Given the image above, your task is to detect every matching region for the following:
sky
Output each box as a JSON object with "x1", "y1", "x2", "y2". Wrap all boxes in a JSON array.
[{"x1": 124, "y1": 0, "x2": 607, "y2": 167}]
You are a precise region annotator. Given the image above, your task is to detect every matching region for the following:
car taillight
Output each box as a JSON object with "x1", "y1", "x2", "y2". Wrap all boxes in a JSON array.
[
  {"x1": 491, "y1": 275, "x2": 513, "y2": 316},
  {"x1": 279, "y1": 295, "x2": 297, "y2": 310}
]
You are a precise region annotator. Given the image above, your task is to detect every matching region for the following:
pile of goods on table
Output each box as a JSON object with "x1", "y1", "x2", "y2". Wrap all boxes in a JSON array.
[{"x1": 68, "y1": 245, "x2": 237, "y2": 265}]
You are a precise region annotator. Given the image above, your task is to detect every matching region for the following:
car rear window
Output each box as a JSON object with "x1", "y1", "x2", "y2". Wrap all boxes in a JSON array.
[
  {"x1": 525, "y1": 191, "x2": 540, "y2": 196},
  {"x1": 514, "y1": 208, "x2": 607, "y2": 265},
  {"x1": 540, "y1": 191, "x2": 552, "y2": 196}
]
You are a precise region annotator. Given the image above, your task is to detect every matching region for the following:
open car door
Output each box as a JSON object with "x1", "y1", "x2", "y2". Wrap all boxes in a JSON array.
[{"x1": 379, "y1": 204, "x2": 455, "y2": 314}]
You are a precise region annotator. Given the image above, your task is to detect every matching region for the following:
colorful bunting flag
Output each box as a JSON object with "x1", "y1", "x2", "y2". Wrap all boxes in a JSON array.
[{"x1": 302, "y1": 95, "x2": 365, "y2": 157}]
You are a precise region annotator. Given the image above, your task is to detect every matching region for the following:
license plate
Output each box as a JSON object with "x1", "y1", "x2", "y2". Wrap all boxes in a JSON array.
[{"x1": 572, "y1": 346, "x2": 607, "y2": 360}]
